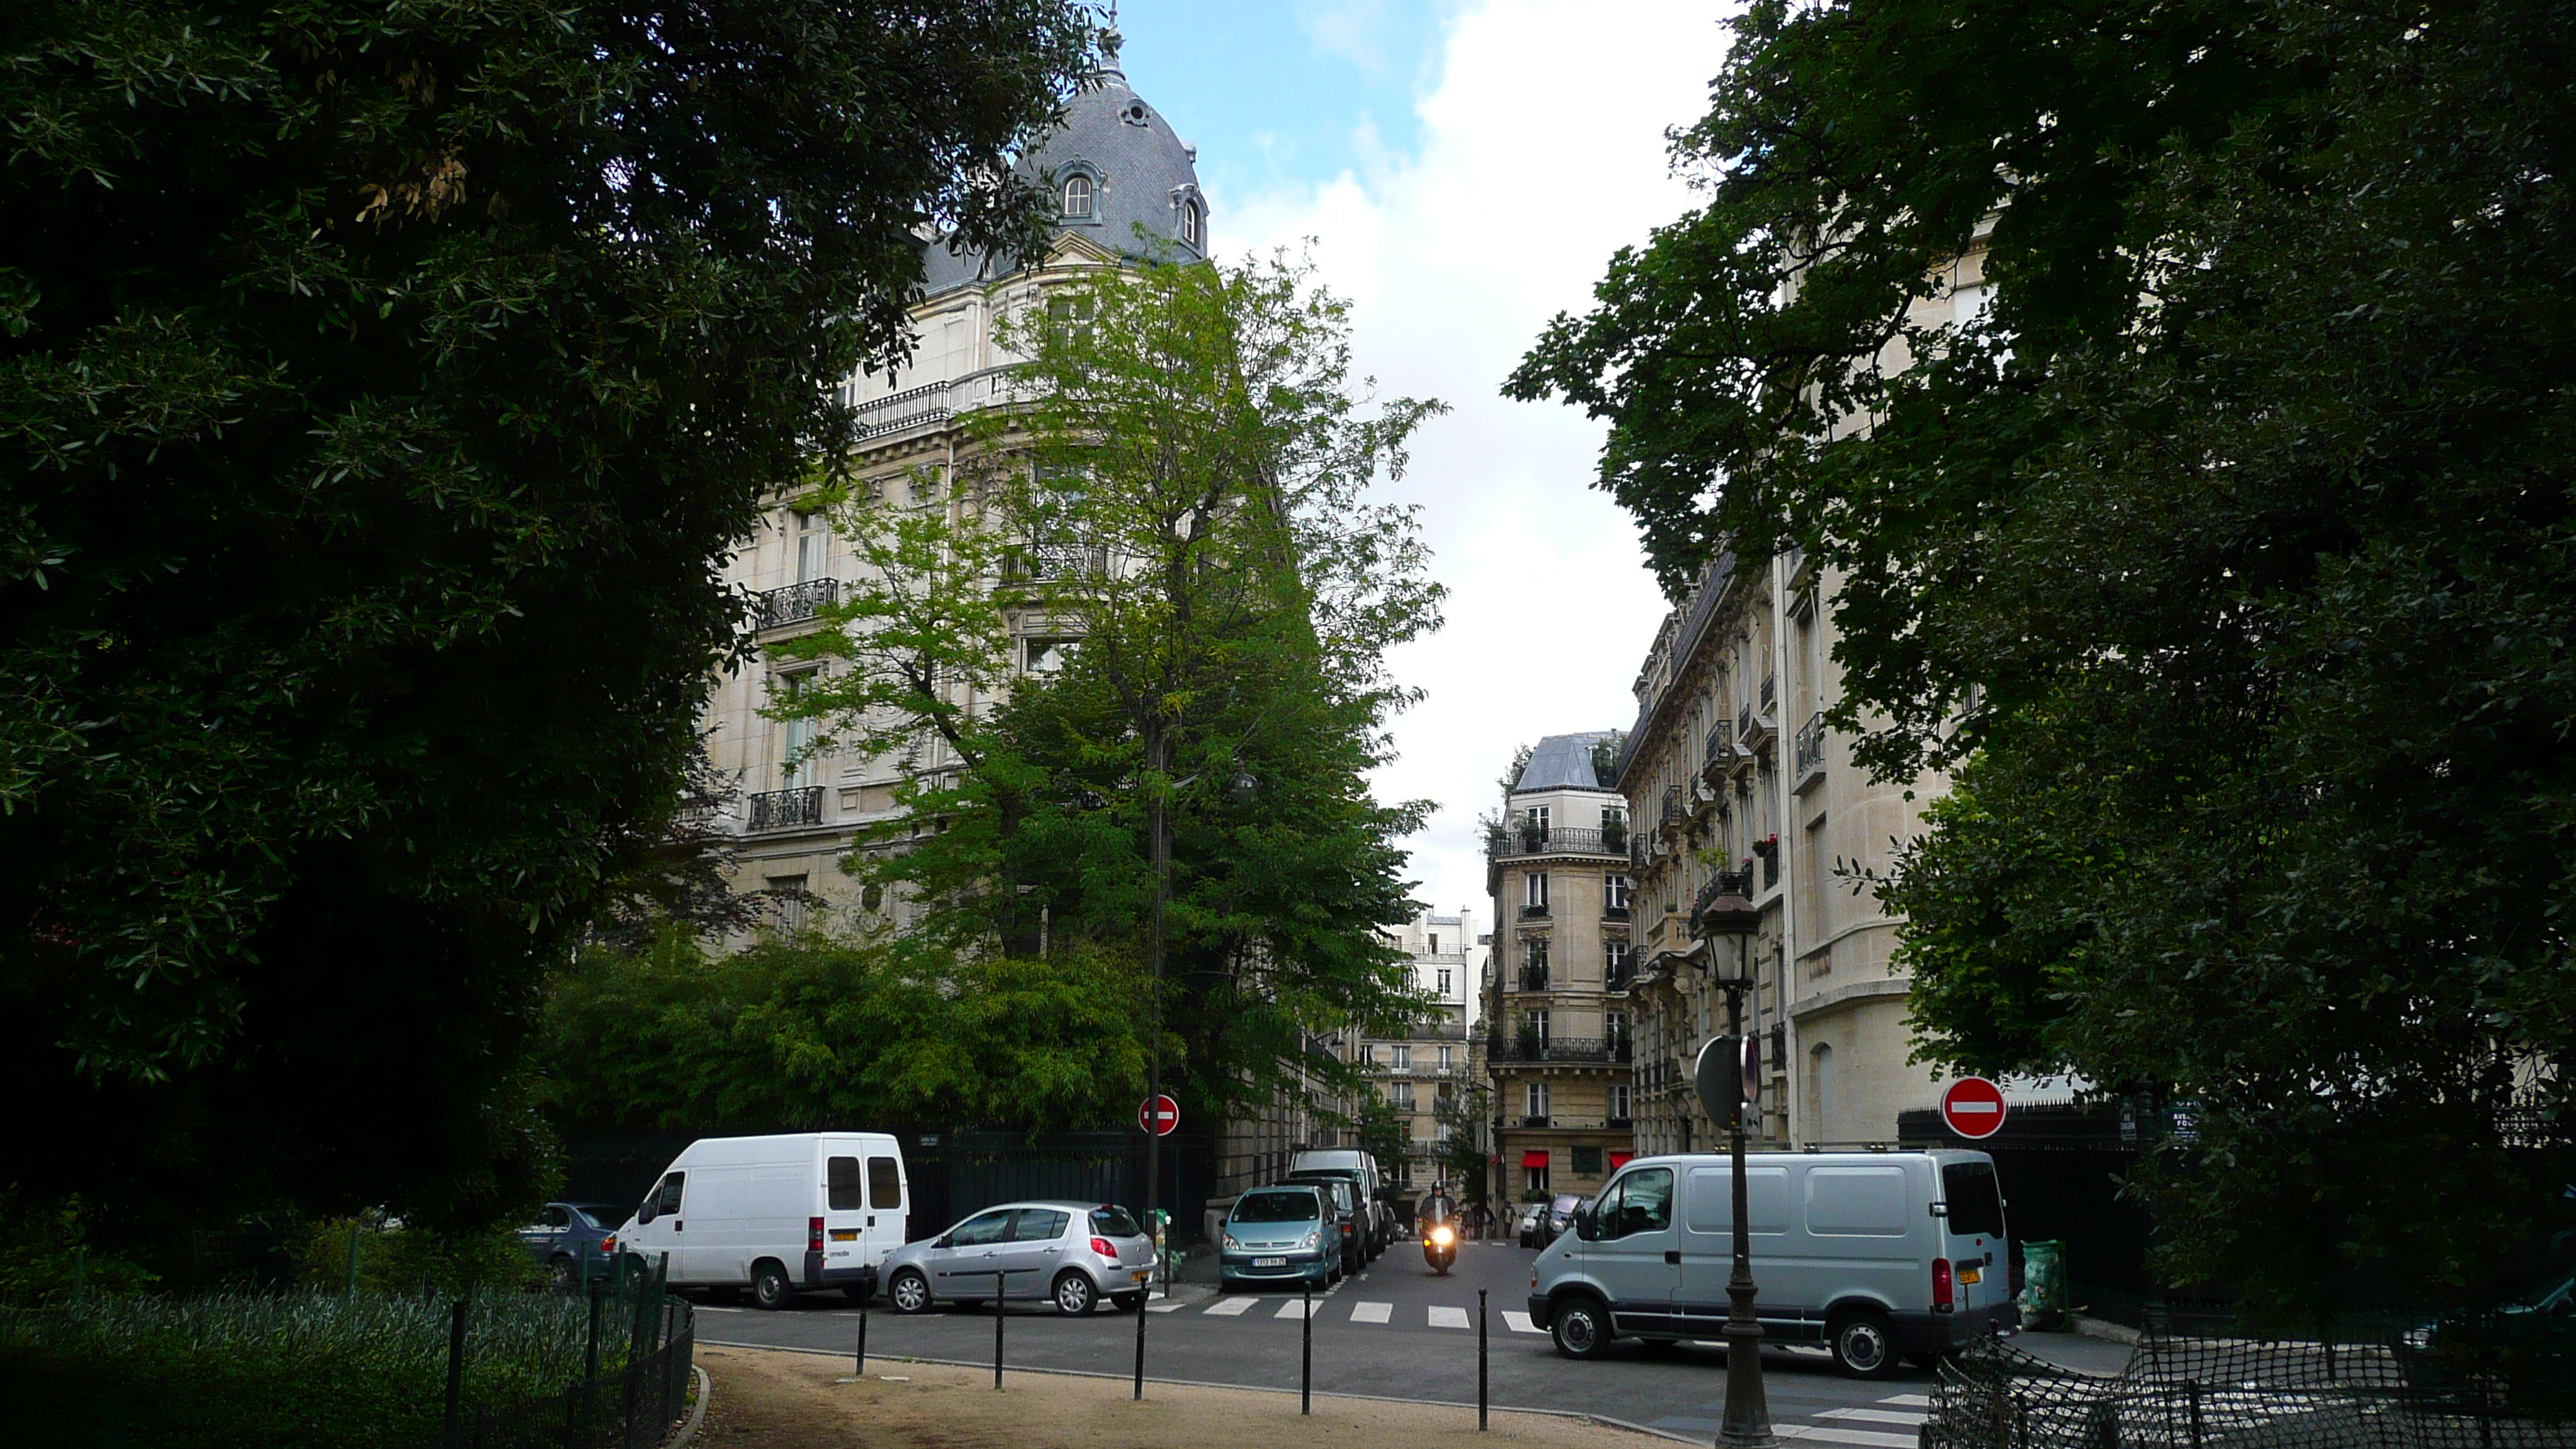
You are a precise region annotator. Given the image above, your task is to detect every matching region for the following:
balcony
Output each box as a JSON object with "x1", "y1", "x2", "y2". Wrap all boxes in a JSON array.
[
  {"x1": 1701, "y1": 719, "x2": 1735, "y2": 779},
  {"x1": 1794, "y1": 711, "x2": 1827, "y2": 787},
  {"x1": 851, "y1": 380, "x2": 955, "y2": 439},
  {"x1": 1693, "y1": 868, "x2": 1760, "y2": 934},
  {"x1": 1485, "y1": 825, "x2": 1631, "y2": 862},
  {"x1": 1605, "y1": 960, "x2": 1635, "y2": 993},
  {"x1": 1602, "y1": 903, "x2": 1630, "y2": 921},
  {"x1": 1516, "y1": 965, "x2": 1551, "y2": 992},
  {"x1": 1516, "y1": 1115, "x2": 1553, "y2": 1129},
  {"x1": 756, "y1": 578, "x2": 838, "y2": 630},
  {"x1": 1519, "y1": 903, "x2": 1551, "y2": 921},
  {"x1": 1488, "y1": 1033, "x2": 1635, "y2": 1066},
  {"x1": 745, "y1": 786, "x2": 824, "y2": 832},
  {"x1": 1660, "y1": 786, "x2": 1684, "y2": 840}
]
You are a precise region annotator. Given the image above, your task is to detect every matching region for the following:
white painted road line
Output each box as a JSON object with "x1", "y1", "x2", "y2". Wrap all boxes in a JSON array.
[
  {"x1": 1275, "y1": 1299, "x2": 1317, "y2": 1320},
  {"x1": 1502, "y1": 1310, "x2": 1542, "y2": 1334},
  {"x1": 1145, "y1": 1298, "x2": 1190, "y2": 1313},
  {"x1": 1879, "y1": 1395, "x2": 1934, "y2": 1408},
  {"x1": 1821, "y1": 1408, "x2": 1930, "y2": 1427},
  {"x1": 1350, "y1": 1301, "x2": 1392, "y2": 1324},
  {"x1": 1203, "y1": 1297, "x2": 1255, "y2": 1317},
  {"x1": 1427, "y1": 1306, "x2": 1471, "y2": 1329},
  {"x1": 1774, "y1": 1424, "x2": 1920, "y2": 1448}
]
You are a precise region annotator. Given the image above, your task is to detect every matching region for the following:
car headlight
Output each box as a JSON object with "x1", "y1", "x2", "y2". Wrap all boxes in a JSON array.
[
  {"x1": 1300, "y1": 1230, "x2": 1321, "y2": 1250},
  {"x1": 1223, "y1": 1234, "x2": 1244, "y2": 1252}
]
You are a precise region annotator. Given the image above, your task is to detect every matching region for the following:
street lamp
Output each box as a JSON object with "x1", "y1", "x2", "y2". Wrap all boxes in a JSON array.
[{"x1": 1691, "y1": 865, "x2": 1772, "y2": 1448}]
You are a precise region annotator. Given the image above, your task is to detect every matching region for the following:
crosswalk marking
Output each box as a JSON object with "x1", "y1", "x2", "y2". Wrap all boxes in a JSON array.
[
  {"x1": 1821, "y1": 1408, "x2": 1928, "y2": 1427},
  {"x1": 1774, "y1": 1425, "x2": 1920, "y2": 1448},
  {"x1": 1145, "y1": 1297, "x2": 1190, "y2": 1312},
  {"x1": 1350, "y1": 1301, "x2": 1392, "y2": 1324},
  {"x1": 1276, "y1": 1299, "x2": 1317, "y2": 1320},
  {"x1": 1501, "y1": 1310, "x2": 1541, "y2": 1334},
  {"x1": 1203, "y1": 1296, "x2": 1255, "y2": 1317},
  {"x1": 1879, "y1": 1395, "x2": 1933, "y2": 1408},
  {"x1": 1427, "y1": 1306, "x2": 1471, "y2": 1329}
]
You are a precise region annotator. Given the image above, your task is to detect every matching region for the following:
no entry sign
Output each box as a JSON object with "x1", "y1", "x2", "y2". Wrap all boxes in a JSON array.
[
  {"x1": 1137, "y1": 1093, "x2": 1180, "y2": 1138},
  {"x1": 1940, "y1": 1077, "x2": 2008, "y2": 1140}
]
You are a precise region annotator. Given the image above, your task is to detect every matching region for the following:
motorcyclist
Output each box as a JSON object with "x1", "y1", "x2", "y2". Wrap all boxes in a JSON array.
[
  {"x1": 1420, "y1": 1184, "x2": 1458, "y2": 1228},
  {"x1": 1420, "y1": 1182, "x2": 1461, "y2": 1273}
]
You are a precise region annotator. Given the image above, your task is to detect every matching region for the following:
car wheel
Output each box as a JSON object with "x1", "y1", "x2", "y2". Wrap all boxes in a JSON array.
[
  {"x1": 752, "y1": 1261, "x2": 793, "y2": 1311},
  {"x1": 886, "y1": 1268, "x2": 932, "y2": 1315},
  {"x1": 1830, "y1": 1310, "x2": 1900, "y2": 1379},
  {"x1": 546, "y1": 1256, "x2": 577, "y2": 1291},
  {"x1": 1550, "y1": 1294, "x2": 1614, "y2": 1359},
  {"x1": 1053, "y1": 1271, "x2": 1098, "y2": 1316}
]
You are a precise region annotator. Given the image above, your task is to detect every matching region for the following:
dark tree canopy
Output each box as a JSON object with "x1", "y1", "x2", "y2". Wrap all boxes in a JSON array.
[
  {"x1": 0, "y1": 0, "x2": 1091, "y2": 1228},
  {"x1": 1515, "y1": 0, "x2": 2576, "y2": 1312}
]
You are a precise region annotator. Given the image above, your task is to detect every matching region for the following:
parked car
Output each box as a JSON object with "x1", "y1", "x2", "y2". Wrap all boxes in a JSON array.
[
  {"x1": 1528, "y1": 1149, "x2": 2016, "y2": 1376},
  {"x1": 881, "y1": 1201, "x2": 1157, "y2": 1316},
  {"x1": 1285, "y1": 1164, "x2": 1381, "y2": 1262},
  {"x1": 1547, "y1": 1193, "x2": 1587, "y2": 1239},
  {"x1": 1290, "y1": 1149, "x2": 1394, "y2": 1253},
  {"x1": 616, "y1": 1132, "x2": 909, "y2": 1309},
  {"x1": 1516, "y1": 1203, "x2": 1549, "y2": 1248},
  {"x1": 2399, "y1": 1269, "x2": 2576, "y2": 1415},
  {"x1": 1305, "y1": 1176, "x2": 1365, "y2": 1279},
  {"x1": 1218, "y1": 1185, "x2": 1335, "y2": 1292},
  {"x1": 517, "y1": 1202, "x2": 624, "y2": 1287}
]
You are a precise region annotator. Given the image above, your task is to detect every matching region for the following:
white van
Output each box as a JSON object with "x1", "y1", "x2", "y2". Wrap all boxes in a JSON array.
[
  {"x1": 1288, "y1": 1148, "x2": 1392, "y2": 1253},
  {"x1": 1526, "y1": 1149, "x2": 2014, "y2": 1377},
  {"x1": 618, "y1": 1132, "x2": 908, "y2": 1309}
]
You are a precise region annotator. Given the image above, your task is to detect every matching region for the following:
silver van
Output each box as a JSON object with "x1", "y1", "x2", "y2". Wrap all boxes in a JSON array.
[
  {"x1": 1526, "y1": 1149, "x2": 2015, "y2": 1377},
  {"x1": 1288, "y1": 1149, "x2": 1393, "y2": 1253}
]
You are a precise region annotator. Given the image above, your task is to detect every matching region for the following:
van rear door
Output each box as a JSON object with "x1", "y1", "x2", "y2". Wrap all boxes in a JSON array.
[
  {"x1": 1937, "y1": 1157, "x2": 2008, "y2": 1315},
  {"x1": 862, "y1": 1143, "x2": 907, "y2": 1267},
  {"x1": 821, "y1": 1149, "x2": 868, "y2": 1284}
]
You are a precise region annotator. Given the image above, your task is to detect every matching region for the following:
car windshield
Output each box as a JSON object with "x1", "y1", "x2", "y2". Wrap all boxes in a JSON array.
[
  {"x1": 1234, "y1": 1191, "x2": 1319, "y2": 1224},
  {"x1": 1090, "y1": 1207, "x2": 1143, "y2": 1238},
  {"x1": 570, "y1": 1204, "x2": 622, "y2": 1229}
]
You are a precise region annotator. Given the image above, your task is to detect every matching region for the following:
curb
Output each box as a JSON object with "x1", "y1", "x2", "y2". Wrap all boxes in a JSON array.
[
  {"x1": 666, "y1": 1363, "x2": 711, "y2": 1449},
  {"x1": 2072, "y1": 1314, "x2": 2142, "y2": 1347},
  {"x1": 701, "y1": 1339, "x2": 1689, "y2": 1442}
]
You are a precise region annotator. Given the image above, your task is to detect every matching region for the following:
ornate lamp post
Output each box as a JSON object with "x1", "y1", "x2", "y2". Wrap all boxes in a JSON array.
[{"x1": 1691, "y1": 867, "x2": 1772, "y2": 1447}]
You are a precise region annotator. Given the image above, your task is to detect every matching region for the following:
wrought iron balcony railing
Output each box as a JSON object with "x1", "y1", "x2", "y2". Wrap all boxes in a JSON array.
[
  {"x1": 1487, "y1": 1033, "x2": 1635, "y2": 1066},
  {"x1": 1485, "y1": 826, "x2": 1631, "y2": 862},
  {"x1": 1519, "y1": 903, "x2": 1550, "y2": 920},
  {"x1": 1516, "y1": 965, "x2": 1551, "y2": 992},
  {"x1": 745, "y1": 786, "x2": 824, "y2": 832},
  {"x1": 757, "y1": 578, "x2": 838, "y2": 630},
  {"x1": 1795, "y1": 711, "x2": 1827, "y2": 781},
  {"x1": 851, "y1": 380, "x2": 955, "y2": 438}
]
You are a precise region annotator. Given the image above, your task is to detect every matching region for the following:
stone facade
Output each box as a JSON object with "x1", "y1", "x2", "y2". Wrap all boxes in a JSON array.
[{"x1": 1350, "y1": 911, "x2": 1482, "y2": 1190}]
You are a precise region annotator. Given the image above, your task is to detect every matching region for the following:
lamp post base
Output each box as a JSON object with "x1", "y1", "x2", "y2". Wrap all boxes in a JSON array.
[{"x1": 1718, "y1": 1312, "x2": 1774, "y2": 1446}]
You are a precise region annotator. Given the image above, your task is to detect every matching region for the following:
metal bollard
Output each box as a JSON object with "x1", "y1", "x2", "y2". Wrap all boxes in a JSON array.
[
  {"x1": 995, "y1": 1270, "x2": 1006, "y2": 1390},
  {"x1": 1301, "y1": 1277, "x2": 1313, "y2": 1415},
  {"x1": 856, "y1": 1300, "x2": 868, "y2": 1378},
  {"x1": 1478, "y1": 1288, "x2": 1488, "y2": 1432},
  {"x1": 1133, "y1": 1273, "x2": 1147, "y2": 1400}
]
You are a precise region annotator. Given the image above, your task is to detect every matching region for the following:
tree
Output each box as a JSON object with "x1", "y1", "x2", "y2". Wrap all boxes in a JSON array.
[
  {"x1": 0, "y1": 0, "x2": 1094, "y2": 1229},
  {"x1": 1432, "y1": 1080, "x2": 1489, "y2": 1211},
  {"x1": 1513, "y1": 0, "x2": 2576, "y2": 1313},
  {"x1": 1351, "y1": 1095, "x2": 1411, "y2": 1177},
  {"x1": 779, "y1": 248, "x2": 1447, "y2": 1129}
]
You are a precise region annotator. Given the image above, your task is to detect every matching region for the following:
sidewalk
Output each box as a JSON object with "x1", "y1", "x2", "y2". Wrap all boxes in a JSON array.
[{"x1": 695, "y1": 1345, "x2": 1667, "y2": 1449}]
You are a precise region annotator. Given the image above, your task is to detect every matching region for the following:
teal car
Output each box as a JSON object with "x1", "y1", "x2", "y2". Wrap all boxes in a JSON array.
[{"x1": 1219, "y1": 1186, "x2": 1334, "y2": 1290}]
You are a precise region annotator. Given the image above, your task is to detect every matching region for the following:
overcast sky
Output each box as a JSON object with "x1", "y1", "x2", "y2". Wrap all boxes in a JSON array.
[{"x1": 1110, "y1": 2, "x2": 1736, "y2": 926}]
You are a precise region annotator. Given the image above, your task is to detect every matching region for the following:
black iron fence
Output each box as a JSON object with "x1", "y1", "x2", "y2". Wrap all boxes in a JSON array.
[
  {"x1": 1923, "y1": 1321, "x2": 2576, "y2": 1449},
  {"x1": 1488, "y1": 1033, "x2": 1632, "y2": 1065},
  {"x1": 1484, "y1": 825, "x2": 1629, "y2": 860},
  {"x1": 420, "y1": 1285, "x2": 694, "y2": 1449},
  {"x1": 755, "y1": 579, "x2": 837, "y2": 630},
  {"x1": 745, "y1": 786, "x2": 823, "y2": 832}
]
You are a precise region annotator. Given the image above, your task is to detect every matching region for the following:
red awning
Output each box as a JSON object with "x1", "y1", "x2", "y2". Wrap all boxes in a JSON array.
[
  {"x1": 1519, "y1": 1150, "x2": 1550, "y2": 1169},
  {"x1": 1608, "y1": 1151, "x2": 1635, "y2": 1170}
]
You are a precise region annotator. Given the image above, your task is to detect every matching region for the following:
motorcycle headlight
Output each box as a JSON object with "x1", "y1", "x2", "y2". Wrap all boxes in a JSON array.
[
  {"x1": 1430, "y1": 1226, "x2": 1454, "y2": 1245},
  {"x1": 1300, "y1": 1230, "x2": 1321, "y2": 1250}
]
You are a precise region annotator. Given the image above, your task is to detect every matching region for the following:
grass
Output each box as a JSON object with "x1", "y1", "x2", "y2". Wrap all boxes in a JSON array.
[{"x1": 0, "y1": 1286, "x2": 663, "y2": 1449}]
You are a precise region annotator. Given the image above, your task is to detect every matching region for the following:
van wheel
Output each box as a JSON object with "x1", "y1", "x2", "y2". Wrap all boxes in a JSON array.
[
  {"x1": 1053, "y1": 1272, "x2": 1098, "y2": 1316},
  {"x1": 886, "y1": 1268, "x2": 931, "y2": 1314},
  {"x1": 1830, "y1": 1310, "x2": 1900, "y2": 1379},
  {"x1": 751, "y1": 1261, "x2": 793, "y2": 1311},
  {"x1": 1550, "y1": 1294, "x2": 1614, "y2": 1359}
]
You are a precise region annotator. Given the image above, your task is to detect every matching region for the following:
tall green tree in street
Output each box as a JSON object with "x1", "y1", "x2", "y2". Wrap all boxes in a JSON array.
[
  {"x1": 0, "y1": 0, "x2": 1094, "y2": 1229},
  {"x1": 779, "y1": 249, "x2": 1447, "y2": 1127},
  {"x1": 1512, "y1": 0, "x2": 2576, "y2": 1311}
]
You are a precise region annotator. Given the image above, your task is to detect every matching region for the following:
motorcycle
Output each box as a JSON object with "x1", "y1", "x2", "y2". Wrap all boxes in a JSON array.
[{"x1": 1421, "y1": 1218, "x2": 1458, "y2": 1275}]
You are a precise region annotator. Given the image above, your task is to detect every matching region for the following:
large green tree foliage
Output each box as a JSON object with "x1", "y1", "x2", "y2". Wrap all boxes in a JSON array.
[
  {"x1": 0, "y1": 0, "x2": 1091, "y2": 1227},
  {"x1": 780, "y1": 251, "x2": 1445, "y2": 1130},
  {"x1": 1514, "y1": 0, "x2": 2575, "y2": 1311}
]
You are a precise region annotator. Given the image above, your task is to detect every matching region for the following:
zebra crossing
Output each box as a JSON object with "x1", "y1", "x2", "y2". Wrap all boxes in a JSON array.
[
  {"x1": 1652, "y1": 1389, "x2": 1931, "y2": 1447},
  {"x1": 1158, "y1": 1290, "x2": 1553, "y2": 1334}
]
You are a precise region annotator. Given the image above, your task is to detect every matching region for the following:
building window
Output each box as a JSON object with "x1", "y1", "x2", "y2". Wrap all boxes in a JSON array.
[
  {"x1": 1046, "y1": 294, "x2": 1095, "y2": 348},
  {"x1": 1809, "y1": 1042, "x2": 1835, "y2": 1145},
  {"x1": 1607, "y1": 1011, "x2": 1628, "y2": 1050},
  {"x1": 1437, "y1": 1044, "x2": 1454, "y2": 1071},
  {"x1": 1526, "y1": 1081, "x2": 1550, "y2": 1120},
  {"x1": 1428, "y1": 933, "x2": 1439, "y2": 954},
  {"x1": 1180, "y1": 198, "x2": 1201, "y2": 245},
  {"x1": 767, "y1": 875, "x2": 810, "y2": 933},
  {"x1": 1025, "y1": 638, "x2": 1076, "y2": 673},
  {"x1": 1356, "y1": 1043, "x2": 1376, "y2": 1065},
  {"x1": 1525, "y1": 1160, "x2": 1550, "y2": 1195},
  {"x1": 1392, "y1": 1044, "x2": 1412, "y2": 1071},
  {"x1": 1062, "y1": 173, "x2": 1093, "y2": 218},
  {"x1": 1605, "y1": 940, "x2": 1632, "y2": 981},
  {"x1": 1525, "y1": 872, "x2": 1548, "y2": 910},
  {"x1": 1392, "y1": 1081, "x2": 1416, "y2": 1112},
  {"x1": 1608, "y1": 1083, "x2": 1632, "y2": 1120},
  {"x1": 1573, "y1": 1146, "x2": 1604, "y2": 1177},
  {"x1": 793, "y1": 510, "x2": 830, "y2": 583},
  {"x1": 1436, "y1": 967, "x2": 1453, "y2": 997},
  {"x1": 1524, "y1": 1008, "x2": 1550, "y2": 1045},
  {"x1": 1605, "y1": 873, "x2": 1629, "y2": 912},
  {"x1": 776, "y1": 671, "x2": 818, "y2": 790}
]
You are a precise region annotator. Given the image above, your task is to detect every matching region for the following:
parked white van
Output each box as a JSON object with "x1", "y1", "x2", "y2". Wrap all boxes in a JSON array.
[
  {"x1": 618, "y1": 1132, "x2": 908, "y2": 1310},
  {"x1": 1526, "y1": 1149, "x2": 2015, "y2": 1377},
  {"x1": 1288, "y1": 1148, "x2": 1393, "y2": 1253}
]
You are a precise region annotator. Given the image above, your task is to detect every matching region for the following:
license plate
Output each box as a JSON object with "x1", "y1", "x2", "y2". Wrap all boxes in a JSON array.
[
  {"x1": 1254, "y1": 1256, "x2": 1286, "y2": 1268},
  {"x1": 828, "y1": 1228, "x2": 858, "y2": 1242},
  {"x1": 1958, "y1": 1266, "x2": 1982, "y2": 1284},
  {"x1": 1132, "y1": 1271, "x2": 1151, "y2": 1282}
]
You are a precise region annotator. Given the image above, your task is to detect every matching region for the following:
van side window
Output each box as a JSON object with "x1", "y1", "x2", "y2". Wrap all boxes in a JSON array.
[
  {"x1": 827, "y1": 1156, "x2": 864, "y2": 1211},
  {"x1": 654, "y1": 1172, "x2": 685, "y2": 1216},
  {"x1": 868, "y1": 1156, "x2": 903, "y2": 1210},
  {"x1": 1940, "y1": 1161, "x2": 2006, "y2": 1237},
  {"x1": 1599, "y1": 1167, "x2": 1673, "y2": 1238}
]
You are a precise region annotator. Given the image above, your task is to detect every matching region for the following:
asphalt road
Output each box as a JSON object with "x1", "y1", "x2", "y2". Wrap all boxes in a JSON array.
[{"x1": 690, "y1": 1241, "x2": 2043, "y2": 1445}]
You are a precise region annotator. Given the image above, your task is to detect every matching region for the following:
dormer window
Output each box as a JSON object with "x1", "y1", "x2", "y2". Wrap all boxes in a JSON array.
[
  {"x1": 1062, "y1": 174, "x2": 1094, "y2": 218},
  {"x1": 1180, "y1": 199, "x2": 1201, "y2": 247}
]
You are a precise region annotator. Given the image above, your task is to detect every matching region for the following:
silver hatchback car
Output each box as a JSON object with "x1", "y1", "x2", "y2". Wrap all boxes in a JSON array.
[{"x1": 880, "y1": 1201, "x2": 1157, "y2": 1316}]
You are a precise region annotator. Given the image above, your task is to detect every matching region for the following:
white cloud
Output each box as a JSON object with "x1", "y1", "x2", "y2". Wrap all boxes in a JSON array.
[
  {"x1": 1297, "y1": 0, "x2": 1399, "y2": 74},
  {"x1": 1221, "y1": 0, "x2": 1736, "y2": 928}
]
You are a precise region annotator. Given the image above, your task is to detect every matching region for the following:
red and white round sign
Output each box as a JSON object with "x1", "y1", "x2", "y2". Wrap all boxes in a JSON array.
[
  {"x1": 1137, "y1": 1094, "x2": 1180, "y2": 1138},
  {"x1": 1939, "y1": 1077, "x2": 2008, "y2": 1140}
]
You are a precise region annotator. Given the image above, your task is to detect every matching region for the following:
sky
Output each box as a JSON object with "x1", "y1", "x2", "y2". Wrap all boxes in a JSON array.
[{"x1": 1107, "y1": 2, "x2": 1738, "y2": 930}]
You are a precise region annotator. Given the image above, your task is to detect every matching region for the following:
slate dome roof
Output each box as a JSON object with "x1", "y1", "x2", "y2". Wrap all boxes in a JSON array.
[
  {"x1": 923, "y1": 39, "x2": 1208, "y2": 296},
  {"x1": 1512, "y1": 732, "x2": 1626, "y2": 794}
]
